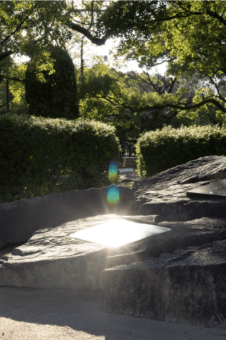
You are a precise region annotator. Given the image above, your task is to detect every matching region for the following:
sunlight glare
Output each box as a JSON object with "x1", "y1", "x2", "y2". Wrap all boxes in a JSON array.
[{"x1": 70, "y1": 219, "x2": 171, "y2": 247}]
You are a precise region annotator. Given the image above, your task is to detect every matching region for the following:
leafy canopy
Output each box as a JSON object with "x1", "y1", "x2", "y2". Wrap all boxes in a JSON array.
[{"x1": 95, "y1": 1, "x2": 226, "y2": 118}]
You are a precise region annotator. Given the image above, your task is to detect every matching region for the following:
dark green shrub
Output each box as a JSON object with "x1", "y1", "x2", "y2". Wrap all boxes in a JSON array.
[
  {"x1": 0, "y1": 113, "x2": 121, "y2": 203},
  {"x1": 135, "y1": 125, "x2": 226, "y2": 177},
  {"x1": 25, "y1": 45, "x2": 79, "y2": 119}
]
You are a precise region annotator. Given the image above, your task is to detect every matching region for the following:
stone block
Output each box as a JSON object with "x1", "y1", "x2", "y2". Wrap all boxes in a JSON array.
[{"x1": 101, "y1": 239, "x2": 226, "y2": 327}]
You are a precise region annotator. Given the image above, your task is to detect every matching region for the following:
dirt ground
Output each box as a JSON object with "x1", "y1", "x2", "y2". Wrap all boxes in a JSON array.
[{"x1": 1, "y1": 286, "x2": 226, "y2": 340}]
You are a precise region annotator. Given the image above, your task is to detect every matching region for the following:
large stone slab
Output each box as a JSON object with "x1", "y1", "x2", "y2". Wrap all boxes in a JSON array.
[
  {"x1": 101, "y1": 239, "x2": 226, "y2": 327},
  {"x1": 0, "y1": 185, "x2": 136, "y2": 250},
  {"x1": 106, "y1": 217, "x2": 226, "y2": 267},
  {"x1": 0, "y1": 214, "x2": 163, "y2": 290},
  {"x1": 1, "y1": 215, "x2": 226, "y2": 292},
  {"x1": 132, "y1": 156, "x2": 226, "y2": 221}
]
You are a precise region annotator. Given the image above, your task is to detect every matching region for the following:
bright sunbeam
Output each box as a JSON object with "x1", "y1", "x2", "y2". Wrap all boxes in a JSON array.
[{"x1": 70, "y1": 219, "x2": 171, "y2": 248}]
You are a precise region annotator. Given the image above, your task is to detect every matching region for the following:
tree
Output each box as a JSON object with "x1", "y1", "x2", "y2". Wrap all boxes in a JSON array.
[
  {"x1": 94, "y1": 1, "x2": 226, "y2": 120},
  {"x1": 25, "y1": 45, "x2": 79, "y2": 119},
  {"x1": 0, "y1": 1, "x2": 111, "y2": 66},
  {"x1": 0, "y1": 1, "x2": 75, "y2": 115},
  {"x1": 2, "y1": 1, "x2": 226, "y2": 125},
  {"x1": 0, "y1": 1, "x2": 75, "y2": 63},
  {"x1": 0, "y1": 1, "x2": 112, "y2": 115}
]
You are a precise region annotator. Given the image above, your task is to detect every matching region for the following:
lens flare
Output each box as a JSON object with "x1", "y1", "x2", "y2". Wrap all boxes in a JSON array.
[
  {"x1": 106, "y1": 184, "x2": 120, "y2": 205},
  {"x1": 109, "y1": 160, "x2": 117, "y2": 176},
  {"x1": 108, "y1": 159, "x2": 118, "y2": 183}
]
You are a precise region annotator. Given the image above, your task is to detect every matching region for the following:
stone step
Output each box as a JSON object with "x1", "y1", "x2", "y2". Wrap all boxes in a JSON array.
[{"x1": 117, "y1": 157, "x2": 137, "y2": 169}]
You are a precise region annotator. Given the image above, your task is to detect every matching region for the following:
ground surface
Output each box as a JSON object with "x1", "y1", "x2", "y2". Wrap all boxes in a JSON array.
[{"x1": 1, "y1": 286, "x2": 226, "y2": 340}]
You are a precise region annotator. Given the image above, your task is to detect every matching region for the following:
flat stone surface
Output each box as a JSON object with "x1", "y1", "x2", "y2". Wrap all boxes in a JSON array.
[
  {"x1": 70, "y1": 219, "x2": 171, "y2": 247},
  {"x1": 1, "y1": 215, "x2": 226, "y2": 292},
  {"x1": 105, "y1": 217, "x2": 226, "y2": 267},
  {"x1": 132, "y1": 156, "x2": 226, "y2": 220},
  {"x1": 0, "y1": 214, "x2": 162, "y2": 290},
  {"x1": 101, "y1": 239, "x2": 226, "y2": 327},
  {"x1": 0, "y1": 185, "x2": 136, "y2": 250}
]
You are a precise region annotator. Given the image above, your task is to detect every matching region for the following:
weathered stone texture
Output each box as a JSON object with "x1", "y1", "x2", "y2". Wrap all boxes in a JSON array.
[
  {"x1": 0, "y1": 214, "x2": 160, "y2": 290},
  {"x1": 0, "y1": 185, "x2": 136, "y2": 250},
  {"x1": 106, "y1": 217, "x2": 226, "y2": 268},
  {"x1": 1, "y1": 215, "x2": 226, "y2": 294},
  {"x1": 132, "y1": 156, "x2": 226, "y2": 221},
  {"x1": 101, "y1": 240, "x2": 226, "y2": 327},
  {"x1": 1, "y1": 155, "x2": 226, "y2": 327}
]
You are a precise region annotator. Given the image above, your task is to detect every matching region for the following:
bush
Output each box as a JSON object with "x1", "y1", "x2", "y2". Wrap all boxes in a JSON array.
[
  {"x1": 25, "y1": 45, "x2": 79, "y2": 120},
  {"x1": 0, "y1": 113, "x2": 121, "y2": 203},
  {"x1": 135, "y1": 125, "x2": 226, "y2": 177}
]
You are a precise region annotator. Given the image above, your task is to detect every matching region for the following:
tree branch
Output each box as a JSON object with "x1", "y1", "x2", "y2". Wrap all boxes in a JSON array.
[
  {"x1": 206, "y1": 9, "x2": 226, "y2": 26},
  {"x1": 206, "y1": 74, "x2": 226, "y2": 102},
  {"x1": 0, "y1": 76, "x2": 25, "y2": 83},
  {"x1": 93, "y1": 94, "x2": 134, "y2": 112},
  {"x1": 135, "y1": 98, "x2": 226, "y2": 113},
  {"x1": 0, "y1": 34, "x2": 46, "y2": 62},
  {"x1": 168, "y1": 77, "x2": 177, "y2": 93},
  {"x1": 162, "y1": 110, "x2": 178, "y2": 124},
  {"x1": 0, "y1": 50, "x2": 14, "y2": 62},
  {"x1": 89, "y1": 1, "x2": 94, "y2": 29},
  {"x1": 0, "y1": 12, "x2": 31, "y2": 46},
  {"x1": 65, "y1": 20, "x2": 110, "y2": 45}
]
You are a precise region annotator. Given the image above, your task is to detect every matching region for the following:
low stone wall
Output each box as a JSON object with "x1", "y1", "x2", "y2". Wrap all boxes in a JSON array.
[{"x1": 0, "y1": 185, "x2": 137, "y2": 250}]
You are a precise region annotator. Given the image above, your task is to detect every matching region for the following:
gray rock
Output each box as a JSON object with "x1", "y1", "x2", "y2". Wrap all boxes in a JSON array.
[
  {"x1": 101, "y1": 239, "x2": 226, "y2": 327},
  {"x1": 105, "y1": 217, "x2": 226, "y2": 267},
  {"x1": 1, "y1": 215, "x2": 226, "y2": 292},
  {"x1": 0, "y1": 214, "x2": 161, "y2": 290},
  {"x1": 132, "y1": 156, "x2": 226, "y2": 220},
  {"x1": 2, "y1": 155, "x2": 226, "y2": 327},
  {"x1": 0, "y1": 185, "x2": 136, "y2": 250}
]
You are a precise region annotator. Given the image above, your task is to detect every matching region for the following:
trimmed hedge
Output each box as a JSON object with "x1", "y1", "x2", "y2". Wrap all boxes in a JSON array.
[
  {"x1": 135, "y1": 125, "x2": 226, "y2": 177},
  {"x1": 0, "y1": 113, "x2": 121, "y2": 203},
  {"x1": 25, "y1": 45, "x2": 79, "y2": 120}
]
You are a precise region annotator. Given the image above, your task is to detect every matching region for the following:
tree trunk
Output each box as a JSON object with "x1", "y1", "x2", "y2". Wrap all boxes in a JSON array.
[{"x1": 6, "y1": 71, "x2": 9, "y2": 113}]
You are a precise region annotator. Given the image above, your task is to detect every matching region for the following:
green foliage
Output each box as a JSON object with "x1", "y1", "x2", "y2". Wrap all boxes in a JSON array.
[
  {"x1": 77, "y1": 62, "x2": 223, "y2": 144},
  {"x1": 0, "y1": 1, "x2": 74, "y2": 65},
  {"x1": 162, "y1": 1, "x2": 226, "y2": 77},
  {"x1": 0, "y1": 113, "x2": 121, "y2": 203},
  {"x1": 25, "y1": 45, "x2": 79, "y2": 119},
  {"x1": 6, "y1": 63, "x2": 28, "y2": 115},
  {"x1": 135, "y1": 125, "x2": 226, "y2": 177},
  {"x1": 77, "y1": 62, "x2": 143, "y2": 146},
  {"x1": 96, "y1": 1, "x2": 226, "y2": 119}
]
